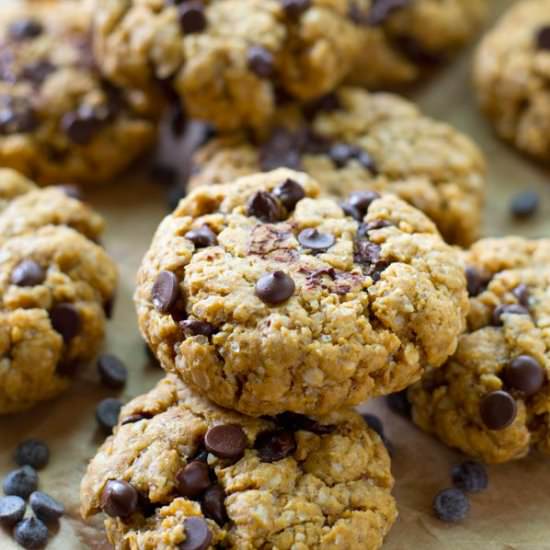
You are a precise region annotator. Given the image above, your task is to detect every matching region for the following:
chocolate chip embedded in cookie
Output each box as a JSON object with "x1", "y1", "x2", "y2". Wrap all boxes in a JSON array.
[
  {"x1": 80, "y1": 375, "x2": 397, "y2": 550},
  {"x1": 409, "y1": 237, "x2": 550, "y2": 464},
  {"x1": 135, "y1": 168, "x2": 469, "y2": 416}
]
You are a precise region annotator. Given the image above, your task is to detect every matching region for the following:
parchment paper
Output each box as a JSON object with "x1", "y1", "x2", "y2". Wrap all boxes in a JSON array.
[{"x1": 1, "y1": 1, "x2": 550, "y2": 548}]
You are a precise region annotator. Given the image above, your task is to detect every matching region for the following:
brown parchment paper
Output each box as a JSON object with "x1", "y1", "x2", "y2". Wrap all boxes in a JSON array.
[{"x1": 1, "y1": 0, "x2": 550, "y2": 548}]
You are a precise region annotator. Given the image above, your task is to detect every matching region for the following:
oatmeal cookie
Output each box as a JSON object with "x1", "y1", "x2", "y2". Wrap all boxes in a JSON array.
[
  {"x1": 135, "y1": 168, "x2": 468, "y2": 416},
  {"x1": 81, "y1": 374, "x2": 397, "y2": 550}
]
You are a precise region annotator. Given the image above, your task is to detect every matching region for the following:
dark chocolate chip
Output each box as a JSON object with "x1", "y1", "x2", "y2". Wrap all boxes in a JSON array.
[
  {"x1": 340, "y1": 201, "x2": 363, "y2": 221},
  {"x1": 180, "y1": 517, "x2": 212, "y2": 550},
  {"x1": 10, "y1": 260, "x2": 46, "y2": 287},
  {"x1": 354, "y1": 240, "x2": 388, "y2": 281},
  {"x1": 97, "y1": 354, "x2": 128, "y2": 390},
  {"x1": 180, "y1": 319, "x2": 217, "y2": 338},
  {"x1": 179, "y1": 2, "x2": 207, "y2": 34},
  {"x1": 433, "y1": 488, "x2": 469, "y2": 523},
  {"x1": 297, "y1": 228, "x2": 335, "y2": 251},
  {"x1": 49, "y1": 303, "x2": 81, "y2": 343},
  {"x1": 255, "y1": 430, "x2": 296, "y2": 462},
  {"x1": 13, "y1": 517, "x2": 49, "y2": 549},
  {"x1": 510, "y1": 191, "x2": 539, "y2": 219},
  {"x1": 3, "y1": 466, "x2": 38, "y2": 499},
  {"x1": 29, "y1": 491, "x2": 64, "y2": 523},
  {"x1": 120, "y1": 413, "x2": 153, "y2": 425},
  {"x1": 61, "y1": 105, "x2": 105, "y2": 145},
  {"x1": 503, "y1": 355, "x2": 546, "y2": 397},
  {"x1": 259, "y1": 128, "x2": 302, "y2": 171},
  {"x1": 0, "y1": 496, "x2": 25, "y2": 527},
  {"x1": 367, "y1": 0, "x2": 411, "y2": 26},
  {"x1": 151, "y1": 271, "x2": 180, "y2": 313},
  {"x1": 201, "y1": 484, "x2": 227, "y2": 526},
  {"x1": 275, "y1": 412, "x2": 335, "y2": 435},
  {"x1": 8, "y1": 19, "x2": 43, "y2": 40},
  {"x1": 491, "y1": 304, "x2": 529, "y2": 326},
  {"x1": 176, "y1": 461, "x2": 212, "y2": 498},
  {"x1": 247, "y1": 46, "x2": 275, "y2": 78},
  {"x1": 348, "y1": 191, "x2": 380, "y2": 217},
  {"x1": 480, "y1": 390, "x2": 517, "y2": 430},
  {"x1": 20, "y1": 60, "x2": 56, "y2": 85},
  {"x1": 96, "y1": 398, "x2": 122, "y2": 435},
  {"x1": 535, "y1": 26, "x2": 550, "y2": 50},
  {"x1": 247, "y1": 191, "x2": 284, "y2": 222},
  {"x1": 329, "y1": 143, "x2": 356, "y2": 168},
  {"x1": 14, "y1": 440, "x2": 49, "y2": 470},
  {"x1": 512, "y1": 283, "x2": 530, "y2": 307},
  {"x1": 465, "y1": 266, "x2": 485, "y2": 297},
  {"x1": 101, "y1": 480, "x2": 138, "y2": 518},
  {"x1": 360, "y1": 220, "x2": 391, "y2": 234},
  {"x1": 255, "y1": 271, "x2": 295, "y2": 305},
  {"x1": 56, "y1": 184, "x2": 82, "y2": 200},
  {"x1": 361, "y1": 413, "x2": 384, "y2": 438},
  {"x1": 204, "y1": 424, "x2": 247, "y2": 460},
  {"x1": 386, "y1": 390, "x2": 412, "y2": 418},
  {"x1": 451, "y1": 461, "x2": 488, "y2": 494},
  {"x1": 185, "y1": 226, "x2": 218, "y2": 248},
  {"x1": 280, "y1": 0, "x2": 311, "y2": 18},
  {"x1": 273, "y1": 178, "x2": 305, "y2": 211}
]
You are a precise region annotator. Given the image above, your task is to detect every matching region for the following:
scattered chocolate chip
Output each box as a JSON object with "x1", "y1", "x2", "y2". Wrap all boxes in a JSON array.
[
  {"x1": 0, "y1": 496, "x2": 25, "y2": 527},
  {"x1": 247, "y1": 46, "x2": 275, "y2": 78},
  {"x1": 14, "y1": 440, "x2": 49, "y2": 470},
  {"x1": 273, "y1": 178, "x2": 305, "y2": 211},
  {"x1": 151, "y1": 271, "x2": 180, "y2": 313},
  {"x1": 20, "y1": 60, "x2": 56, "y2": 85},
  {"x1": 49, "y1": 303, "x2": 81, "y2": 343},
  {"x1": 329, "y1": 143, "x2": 356, "y2": 168},
  {"x1": 56, "y1": 184, "x2": 82, "y2": 200},
  {"x1": 535, "y1": 26, "x2": 550, "y2": 50},
  {"x1": 297, "y1": 228, "x2": 335, "y2": 251},
  {"x1": 512, "y1": 283, "x2": 530, "y2": 307},
  {"x1": 180, "y1": 516, "x2": 212, "y2": 550},
  {"x1": 3, "y1": 466, "x2": 38, "y2": 499},
  {"x1": 480, "y1": 390, "x2": 517, "y2": 430},
  {"x1": 367, "y1": 0, "x2": 411, "y2": 26},
  {"x1": 10, "y1": 260, "x2": 45, "y2": 287},
  {"x1": 247, "y1": 191, "x2": 284, "y2": 222},
  {"x1": 8, "y1": 19, "x2": 43, "y2": 40},
  {"x1": 13, "y1": 517, "x2": 49, "y2": 549},
  {"x1": 255, "y1": 271, "x2": 295, "y2": 305},
  {"x1": 185, "y1": 226, "x2": 218, "y2": 248},
  {"x1": 360, "y1": 220, "x2": 391, "y2": 234},
  {"x1": 96, "y1": 398, "x2": 122, "y2": 435},
  {"x1": 176, "y1": 461, "x2": 212, "y2": 498},
  {"x1": 179, "y1": 2, "x2": 207, "y2": 34},
  {"x1": 255, "y1": 430, "x2": 296, "y2": 462},
  {"x1": 61, "y1": 105, "x2": 105, "y2": 145},
  {"x1": 29, "y1": 491, "x2": 64, "y2": 524},
  {"x1": 120, "y1": 413, "x2": 152, "y2": 425},
  {"x1": 101, "y1": 480, "x2": 138, "y2": 518},
  {"x1": 0, "y1": 98, "x2": 38, "y2": 134},
  {"x1": 433, "y1": 488, "x2": 469, "y2": 522},
  {"x1": 451, "y1": 461, "x2": 488, "y2": 494},
  {"x1": 204, "y1": 424, "x2": 247, "y2": 460},
  {"x1": 259, "y1": 128, "x2": 302, "y2": 171},
  {"x1": 503, "y1": 355, "x2": 546, "y2": 397},
  {"x1": 348, "y1": 191, "x2": 380, "y2": 218},
  {"x1": 465, "y1": 266, "x2": 486, "y2": 297},
  {"x1": 386, "y1": 390, "x2": 412, "y2": 418},
  {"x1": 354, "y1": 240, "x2": 388, "y2": 281},
  {"x1": 201, "y1": 484, "x2": 227, "y2": 526},
  {"x1": 340, "y1": 201, "x2": 362, "y2": 221},
  {"x1": 97, "y1": 354, "x2": 128, "y2": 390},
  {"x1": 491, "y1": 304, "x2": 529, "y2": 326},
  {"x1": 280, "y1": 0, "x2": 310, "y2": 18},
  {"x1": 510, "y1": 191, "x2": 539, "y2": 219},
  {"x1": 275, "y1": 412, "x2": 335, "y2": 435},
  {"x1": 180, "y1": 319, "x2": 217, "y2": 338},
  {"x1": 361, "y1": 413, "x2": 384, "y2": 438}
]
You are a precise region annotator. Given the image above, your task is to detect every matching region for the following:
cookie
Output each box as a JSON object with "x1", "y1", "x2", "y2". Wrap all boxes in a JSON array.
[
  {"x1": 409, "y1": 237, "x2": 550, "y2": 464},
  {"x1": 81, "y1": 374, "x2": 397, "y2": 550},
  {"x1": 189, "y1": 87, "x2": 486, "y2": 246},
  {"x1": 135, "y1": 168, "x2": 469, "y2": 416},
  {"x1": 0, "y1": 0, "x2": 158, "y2": 184},
  {"x1": 474, "y1": 0, "x2": 550, "y2": 161}
]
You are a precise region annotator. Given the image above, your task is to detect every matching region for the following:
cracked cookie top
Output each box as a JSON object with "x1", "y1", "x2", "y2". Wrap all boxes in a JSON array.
[
  {"x1": 135, "y1": 168, "x2": 468, "y2": 416},
  {"x1": 81, "y1": 374, "x2": 397, "y2": 550}
]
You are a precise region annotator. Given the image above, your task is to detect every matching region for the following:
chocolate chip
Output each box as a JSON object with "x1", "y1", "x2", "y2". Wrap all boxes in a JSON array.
[
  {"x1": 14, "y1": 440, "x2": 49, "y2": 470},
  {"x1": 201, "y1": 484, "x2": 227, "y2": 526},
  {"x1": 255, "y1": 271, "x2": 295, "y2": 305},
  {"x1": 176, "y1": 461, "x2": 212, "y2": 498},
  {"x1": 297, "y1": 228, "x2": 335, "y2": 251},
  {"x1": 151, "y1": 271, "x2": 180, "y2": 313},
  {"x1": 273, "y1": 178, "x2": 305, "y2": 211},
  {"x1": 8, "y1": 19, "x2": 43, "y2": 40},
  {"x1": 247, "y1": 191, "x2": 284, "y2": 222},
  {"x1": 480, "y1": 390, "x2": 517, "y2": 430},
  {"x1": 510, "y1": 191, "x2": 539, "y2": 219},
  {"x1": 360, "y1": 220, "x2": 391, "y2": 234},
  {"x1": 13, "y1": 517, "x2": 49, "y2": 549},
  {"x1": 56, "y1": 184, "x2": 82, "y2": 200},
  {"x1": 491, "y1": 304, "x2": 529, "y2": 326},
  {"x1": 180, "y1": 517, "x2": 212, "y2": 550},
  {"x1": 3, "y1": 466, "x2": 38, "y2": 499},
  {"x1": 275, "y1": 412, "x2": 335, "y2": 435},
  {"x1": 255, "y1": 430, "x2": 296, "y2": 462},
  {"x1": 120, "y1": 413, "x2": 153, "y2": 425},
  {"x1": 386, "y1": 390, "x2": 412, "y2": 418},
  {"x1": 185, "y1": 226, "x2": 218, "y2": 248},
  {"x1": 340, "y1": 201, "x2": 363, "y2": 221},
  {"x1": 354, "y1": 240, "x2": 388, "y2": 281},
  {"x1": 367, "y1": 0, "x2": 410, "y2": 26},
  {"x1": 247, "y1": 46, "x2": 275, "y2": 78},
  {"x1": 348, "y1": 191, "x2": 380, "y2": 217},
  {"x1": 101, "y1": 480, "x2": 138, "y2": 518},
  {"x1": 361, "y1": 413, "x2": 384, "y2": 438},
  {"x1": 29, "y1": 491, "x2": 64, "y2": 523},
  {"x1": 204, "y1": 424, "x2": 247, "y2": 460},
  {"x1": 503, "y1": 355, "x2": 546, "y2": 397},
  {"x1": 433, "y1": 488, "x2": 469, "y2": 523},
  {"x1": 536, "y1": 26, "x2": 550, "y2": 50},
  {"x1": 451, "y1": 461, "x2": 488, "y2": 494},
  {"x1": 280, "y1": 0, "x2": 310, "y2": 18},
  {"x1": 10, "y1": 260, "x2": 46, "y2": 287},
  {"x1": 329, "y1": 143, "x2": 356, "y2": 168},
  {"x1": 512, "y1": 283, "x2": 530, "y2": 307},
  {"x1": 61, "y1": 106, "x2": 104, "y2": 145},
  {"x1": 95, "y1": 398, "x2": 122, "y2": 435},
  {"x1": 179, "y1": 2, "x2": 207, "y2": 34},
  {"x1": 180, "y1": 319, "x2": 217, "y2": 338},
  {"x1": 0, "y1": 98, "x2": 38, "y2": 134},
  {"x1": 49, "y1": 303, "x2": 81, "y2": 343},
  {"x1": 0, "y1": 496, "x2": 25, "y2": 527},
  {"x1": 20, "y1": 60, "x2": 56, "y2": 85},
  {"x1": 465, "y1": 266, "x2": 486, "y2": 297},
  {"x1": 97, "y1": 354, "x2": 128, "y2": 389},
  {"x1": 259, "y1": 128, "x2": 302, "y2": 171}
]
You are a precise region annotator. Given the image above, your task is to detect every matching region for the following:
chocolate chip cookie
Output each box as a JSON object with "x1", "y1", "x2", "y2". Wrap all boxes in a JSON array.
[
  {"x1": 0, "y1": 0, "x2": 158, "y2": 184},
  {"x1": 409, "y1": 237, "x2": 550, "y2": 464},
  {"x1": 189, "y1": 87, "x2": 486, "y2": 246},
  {"x1": 135, "y1": 168, "x2": 469, "y2": 416},
  {"x1": 474, "y1": 0, "x2": 550, "y2": 162},
  {"x1": 81, "y1": 374, "x2": 397, "y2": 549}
]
